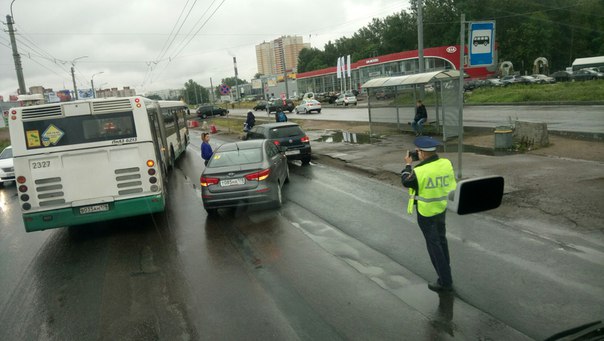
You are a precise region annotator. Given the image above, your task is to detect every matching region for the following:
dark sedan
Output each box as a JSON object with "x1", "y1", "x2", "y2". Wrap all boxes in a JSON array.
[
  {"x1": 253, "y1": 101, "x2": 268, "y2": 111},
  {"x1": 196, "y1": 105, "x2": 228, "y2": 119},
  {"x1": 246, "y1": 122, "x2": 312, "y2": 165},
  {"x1": 200, "y1": 139, "x2": 289, "y2": 215}
]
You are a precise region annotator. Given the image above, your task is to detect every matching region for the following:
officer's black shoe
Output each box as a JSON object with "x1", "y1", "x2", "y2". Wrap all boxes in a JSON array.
[{"x1": 428, "y1": 282, "x2": 453, "y2": 292}]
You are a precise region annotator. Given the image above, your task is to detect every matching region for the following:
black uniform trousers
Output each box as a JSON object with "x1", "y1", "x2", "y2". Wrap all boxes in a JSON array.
[{"x1": 417, "y1": 210, "x2": 453, "y2": 287}]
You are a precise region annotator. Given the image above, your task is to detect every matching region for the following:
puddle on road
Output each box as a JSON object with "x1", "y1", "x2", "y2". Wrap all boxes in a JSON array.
[{"x1": 314, "y1": 131, "x2": 375, "y2": 144}]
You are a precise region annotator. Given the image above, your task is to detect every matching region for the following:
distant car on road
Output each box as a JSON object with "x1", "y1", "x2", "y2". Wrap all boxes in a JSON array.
[
  {"x1": 335, "y1": 93, "x2": 357, "y2": 106},
  {"x1": 294, "y1": 99, "x2": 322, "y2": 114},
  {"x1": 0, "y1": 145, "x2": 14, "y2": 187},
  {"x1": 246, "y1": 122, "x2": 312, "y2": 165},
  {"x1": 196, "y1": 105, "x2": 228, "y2": 119},
  {"x1": 200, "y1": 139, "x2": 289, "y2": 215},
  {"x1": 520, "y1": 75, "x2": 540, "y2": 84},
  {"x1": 253, "y1": 101, "x2": 268, "y2": 111},
  {"x1": 267, "y1": 99, "x2": 295, "y2": 114}
]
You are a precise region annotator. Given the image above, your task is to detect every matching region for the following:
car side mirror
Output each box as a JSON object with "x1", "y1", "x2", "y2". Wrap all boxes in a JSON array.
[{"x1": 448, "y1": 176, "x2": 504, "y2": 215}]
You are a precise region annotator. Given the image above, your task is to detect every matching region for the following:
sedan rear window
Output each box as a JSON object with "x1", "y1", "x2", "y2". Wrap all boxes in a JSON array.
[
  {"x1": 209, "y1": 148, "x2": 263, "y2": 167},
  {"x1": 269, "y1": 126, "x2": 304, "y2": 138}
]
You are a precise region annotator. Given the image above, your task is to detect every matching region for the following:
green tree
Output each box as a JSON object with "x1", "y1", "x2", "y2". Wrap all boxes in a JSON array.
[{"x1": 183, "y1": 80, "x2": 209, "y2": 106}]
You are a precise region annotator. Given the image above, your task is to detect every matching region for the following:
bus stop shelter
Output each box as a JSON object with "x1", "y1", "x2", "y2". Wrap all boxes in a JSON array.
[{"x1": 361, "y1": 70, "x2": 464, "y2": 141}]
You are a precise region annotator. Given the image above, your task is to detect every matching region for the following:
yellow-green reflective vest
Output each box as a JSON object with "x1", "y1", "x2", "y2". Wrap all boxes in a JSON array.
[{"x1": 407, "y1": 158, "x2": 457, "y2": 217}]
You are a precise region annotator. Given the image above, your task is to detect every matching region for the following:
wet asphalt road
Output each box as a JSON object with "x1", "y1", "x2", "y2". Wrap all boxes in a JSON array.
[{"x1": 0, "y1": 131, "x2": 602, "y2": 340}]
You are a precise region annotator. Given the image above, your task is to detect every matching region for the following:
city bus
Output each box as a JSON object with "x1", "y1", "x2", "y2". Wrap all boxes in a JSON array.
[{"x1": 8, "y1": 97, "x2": 190, "y2": 232}]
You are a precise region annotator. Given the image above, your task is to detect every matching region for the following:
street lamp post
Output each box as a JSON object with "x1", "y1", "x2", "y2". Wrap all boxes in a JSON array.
[
  {"x1": 91, "y1": 71, "x2": 104, "y2": 98},
  {"x1": 71, "y1": 56, "x2": 88, "y2": 100}
]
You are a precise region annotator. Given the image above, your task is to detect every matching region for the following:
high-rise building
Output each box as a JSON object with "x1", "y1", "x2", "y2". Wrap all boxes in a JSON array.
[{"x1": 256, "y1": 35, "x2": 310, "y2": 76}]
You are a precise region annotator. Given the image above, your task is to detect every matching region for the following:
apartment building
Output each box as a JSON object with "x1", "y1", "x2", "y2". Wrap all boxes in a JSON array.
[{"x1": 256, "y1": 35, "x2": 310, "y2": 76}]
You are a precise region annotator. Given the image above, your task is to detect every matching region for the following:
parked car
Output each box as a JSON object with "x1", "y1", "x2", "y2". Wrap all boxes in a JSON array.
[
  {"x1": 486, "y1": 78, "x2": 504, "y2": 86},
  {"x1": 253, "y1": 101, "x2": 268, "y2": 111},
  {"x1": 246, "y1": 122, "x2": 312, "y2": 165},
  {"x1": 573, "y1": 68, "x2": 604, "y2": 81},
  {"x1": 0, "y1": 145, "x2": 15, "y2": 187},
  {"x1": 196, "y1": 105, "x2": 228, "y2": 119},
  {"x1": 532, "y1": 74, "x2": 556, "y2": 84},
  {"x1": 294, "y1": 99, "x2": 322, "y2": 114},
  {"x1": 375, "y1": 89, "x2": 396, "y2": 100},
  {"x1": 200, "y1": 139, "x2": 289, "y2": 215},
  {"x1": 519, "y1": 75, "x2": 540, "y2": 84},
  {"x1": 335, "y1": 93, "x2": 357, "y2": 106},
  {"x1": 551, "y1": 70, "x2": 573, "y2": 82},
  {"x1": 267, "y1": 99, "x2": 295, "y2": 113}
]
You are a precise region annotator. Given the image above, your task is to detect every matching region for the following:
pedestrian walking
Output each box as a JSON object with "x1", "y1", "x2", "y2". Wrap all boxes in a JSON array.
[
  {"x1": 412, "y1": 100, "x2": 428, "y2": 136},
  {"x1": 201, "y1": 132, "x2": 213, "y2": 166},
  {"x1": 276, "y1": 110, "x2": 288, "y2": 122},
  {"x1": 401, "y1": 136, "x2": 457, "y2": 292},
  {"x1": 244, "y1": 111, "x2": 255, "y2": 132}
]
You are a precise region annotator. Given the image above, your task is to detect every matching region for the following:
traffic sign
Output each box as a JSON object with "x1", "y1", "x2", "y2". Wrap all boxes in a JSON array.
[
  {"x1": 469, "y1": 21, "x2": 495, "y2": 67},
  {"x1": 219, "y1": 84, "x2": 231, "y2": 95}
]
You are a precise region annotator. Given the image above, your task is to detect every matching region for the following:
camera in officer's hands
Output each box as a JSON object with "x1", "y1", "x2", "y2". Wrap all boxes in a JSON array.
[{"x1": 407, "y1": 150, "x2": 419, "y2": 161}]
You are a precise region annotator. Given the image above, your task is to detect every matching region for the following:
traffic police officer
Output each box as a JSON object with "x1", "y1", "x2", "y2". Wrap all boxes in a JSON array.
[{"x1": 402, "y1": 136, "x2": 457, "y2": 292}]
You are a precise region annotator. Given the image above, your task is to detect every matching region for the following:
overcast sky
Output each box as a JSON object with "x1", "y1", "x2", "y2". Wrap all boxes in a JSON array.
[{"x1": 0, "y1": 0, "x2": 410, "y2": 98}]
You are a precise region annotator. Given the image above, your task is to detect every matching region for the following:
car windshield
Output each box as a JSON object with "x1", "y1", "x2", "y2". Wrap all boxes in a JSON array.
[
  {"x1": 269, "y1": 126, "x2": 303, "y2": 138},
  {"x1": 209, "y1": 148, "x2": 262, "y2": 167},
  {"x1": 0, "y1": 147, "x2": 12, "y2": 159}
]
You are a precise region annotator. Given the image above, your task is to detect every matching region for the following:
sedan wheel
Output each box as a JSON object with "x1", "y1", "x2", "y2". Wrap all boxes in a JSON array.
[{"x1": 304, "y1": 108, "x2": 308, "y2": 114}]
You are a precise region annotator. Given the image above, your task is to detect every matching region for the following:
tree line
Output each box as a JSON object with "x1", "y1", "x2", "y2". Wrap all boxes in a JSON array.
[{"x1": 297, "y1": 0, "x2": 604, "y2": 75}]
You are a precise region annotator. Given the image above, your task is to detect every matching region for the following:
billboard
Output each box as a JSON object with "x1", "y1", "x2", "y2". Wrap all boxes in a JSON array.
[{"x1": 251, "y1": 79, "x2": 262, "y2": 89}]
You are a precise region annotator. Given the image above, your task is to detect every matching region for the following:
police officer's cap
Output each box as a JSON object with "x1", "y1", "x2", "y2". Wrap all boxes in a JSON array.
[{"x1": 414, "y1": 136, "x2": 441, "y2": 151}]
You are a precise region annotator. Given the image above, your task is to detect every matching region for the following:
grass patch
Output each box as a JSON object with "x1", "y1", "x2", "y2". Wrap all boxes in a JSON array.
[{"x1": 465, "y1": 80, "x2": 604, "y2": 103}]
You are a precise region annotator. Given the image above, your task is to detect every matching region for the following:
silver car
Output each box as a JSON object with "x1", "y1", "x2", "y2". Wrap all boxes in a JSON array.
[
  {"x1": 200, "y1": 139, "x2": 289, "y2": 215},
  {"x1": 0, "y1": 145, "x2": 15, "y2": 187}
]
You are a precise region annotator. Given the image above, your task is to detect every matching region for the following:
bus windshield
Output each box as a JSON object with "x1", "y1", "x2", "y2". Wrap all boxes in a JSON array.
[{"x1": 22, "y1": 111, "x2": 136, "y2": 149}]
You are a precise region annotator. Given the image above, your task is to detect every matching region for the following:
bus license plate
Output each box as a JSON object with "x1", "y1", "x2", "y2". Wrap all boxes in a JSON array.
[
  {"x1": 79, "y1": 203, "x2": 110, "y2": 215},
  {"x1": 220, "y1": 178, "x2": 245, "y2": 187}
]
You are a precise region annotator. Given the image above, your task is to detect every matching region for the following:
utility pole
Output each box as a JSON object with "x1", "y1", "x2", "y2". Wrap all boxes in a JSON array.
[
  {"x1": 70, "y1": 56, "x2": 87, "y2": 100},
  {"x1": 210, "y1": 77, "x2": 215, "y2": 104},
  {"x1": 417, "y1": 0, "x2": 425, "y2": 98},
  {"x1": 6, "y1": 14, "x2": 26, "y2": 94},
  {"x1": 91, "y1": 72, "x2": 103, "y2": 99},
  {"x1": 233, "y1": 57, "x2": 239, "y2": 102}
]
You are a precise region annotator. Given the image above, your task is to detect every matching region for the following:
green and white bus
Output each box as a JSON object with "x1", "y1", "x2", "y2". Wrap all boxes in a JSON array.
[{"x1": 8, "y1": 97, "x2": 190, "y2": 232}]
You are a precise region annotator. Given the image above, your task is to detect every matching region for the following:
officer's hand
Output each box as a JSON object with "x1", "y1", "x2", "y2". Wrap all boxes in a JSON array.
[{"x1": 404, "y1": 151, "x2": 413, "y2": 165}]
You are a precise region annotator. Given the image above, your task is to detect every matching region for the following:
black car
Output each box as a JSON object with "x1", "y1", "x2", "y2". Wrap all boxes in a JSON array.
[
  {"x1": 267, "y1": 99, "x2": 294, "y2": 114},
  {"x1": 196, "y1": 105, "x2": 228, "y2": 119},
  {"x1": 253, "y1": 101, "x2": 268, "y2": 111},
  {"x1": 246, "y1": 122, "x2": 312, "y2": 165}
]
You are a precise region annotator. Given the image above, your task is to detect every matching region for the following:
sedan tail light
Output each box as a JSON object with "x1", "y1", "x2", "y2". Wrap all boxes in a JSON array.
[
  {"x1": 244, "y1": 169, "x2": 270, "y2": 181},
  {"x1": 272, "y1": 140, "x2": 280, "y2": 146},
  {"x1": 301, "y1": 136, "x2": 310, "y2": 143},
  {"x1": 200, "y1": 176, "x2": 219, "y2": 187}
]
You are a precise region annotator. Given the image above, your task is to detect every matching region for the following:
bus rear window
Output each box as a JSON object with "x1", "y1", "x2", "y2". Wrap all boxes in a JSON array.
[{"x1": 22, "y1": 112, "x2": 136, "y2": 149}]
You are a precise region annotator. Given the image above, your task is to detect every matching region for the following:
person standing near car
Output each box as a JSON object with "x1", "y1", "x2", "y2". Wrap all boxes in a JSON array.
[
  {"x1": 412, "y1": 100, "x2": 428, "y2": 136},
  {"x1": 401, "y1": 136, "x2": 457, "y2": 293},
  {"x1": 201, "y1": 133, "x2": 213, "y2": 166}
]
